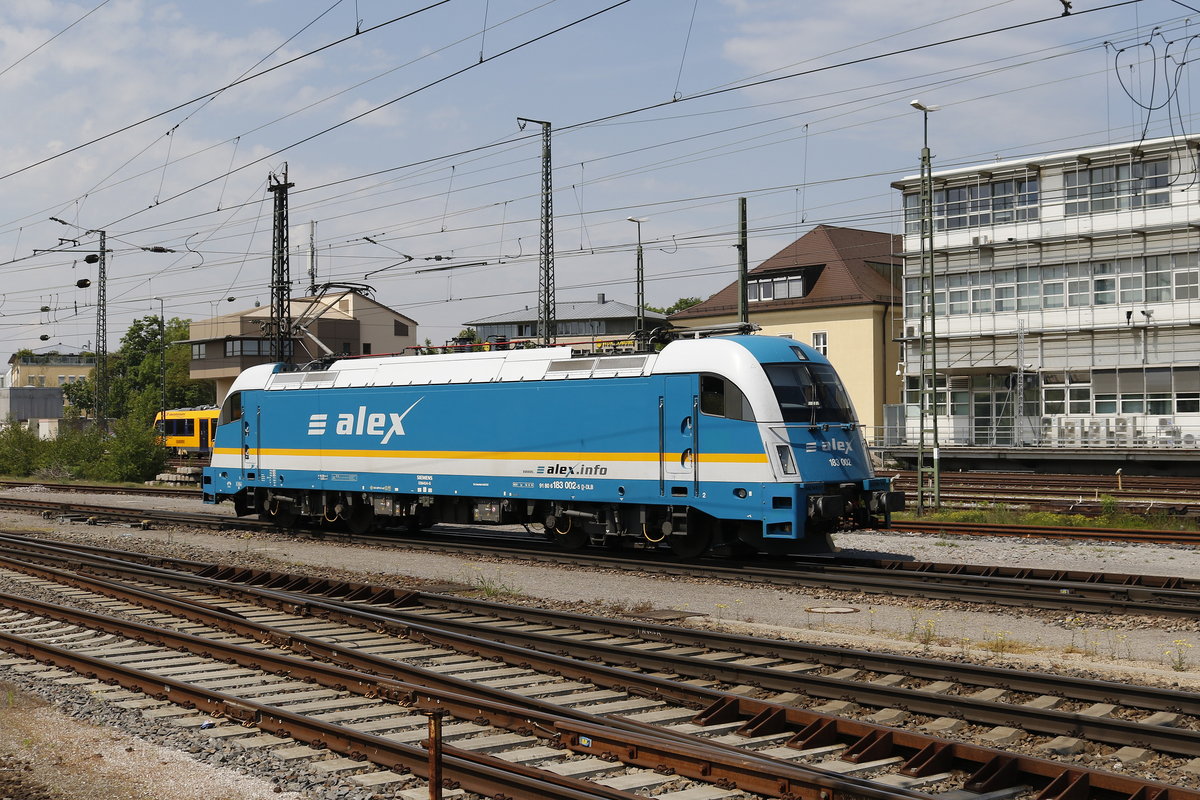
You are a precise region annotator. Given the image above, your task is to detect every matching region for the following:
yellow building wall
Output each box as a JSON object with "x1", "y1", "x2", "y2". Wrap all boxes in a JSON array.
[
  {"x1": 12, "y1": 363, "x2": 93, "y2": 389},
  {"x1": 674, "y1": 304, "x2": 901, "y2": 432}
]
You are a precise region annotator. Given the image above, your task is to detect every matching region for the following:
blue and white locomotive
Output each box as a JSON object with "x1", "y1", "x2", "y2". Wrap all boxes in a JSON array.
[{"x1": 202, "y1": 334, "x2": 902, "y2": 556}]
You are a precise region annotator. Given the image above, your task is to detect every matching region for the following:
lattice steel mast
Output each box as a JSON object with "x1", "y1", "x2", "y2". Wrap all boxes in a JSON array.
[
  {"x1": 94, "y1": 230, "x2": 107, "y2": 426},
  {"x1": 518, "y1": 118, "x2": 554, "y2": 346},
  {"x1": 268, "y1": 165, "x2": 295, "y2": 363}
]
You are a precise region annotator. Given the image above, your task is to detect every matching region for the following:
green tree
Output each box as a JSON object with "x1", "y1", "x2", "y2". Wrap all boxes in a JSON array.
[
  {"x1": 645, "y1": 297, "x2": 702, "y2": 315},
  {"x1": 63, "y1": 316, "x2": 213, "y2": 423}
]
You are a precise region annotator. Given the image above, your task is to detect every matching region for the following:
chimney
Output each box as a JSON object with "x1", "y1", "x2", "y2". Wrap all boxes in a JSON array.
[{"x1": 597, "y1": 293, "x2": 606, "y2": 304}]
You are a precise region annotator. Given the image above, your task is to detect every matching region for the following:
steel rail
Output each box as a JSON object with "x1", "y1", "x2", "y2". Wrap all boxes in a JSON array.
[
  {"x1": 0, "y1": 596, "x2": 644, "y2": 800},
  {"x1": 13, "y1": 533, "x2": 1198, "y2": 716},
  {"x1": 892, "y1": 518, "x2": 1200, "y2": 545},
  {"x1": 0, "y1": 479, "x2": 199, "y2": 498},
  {"x1": 2, "y1": 537, "x2": 1200, "y2": 800},
  {"x1": 0, "y1": 555, "x2": 929, "y2": 800},
  {"x1": 2, "y1": 519, "x2": 1197, "y2": 619}
]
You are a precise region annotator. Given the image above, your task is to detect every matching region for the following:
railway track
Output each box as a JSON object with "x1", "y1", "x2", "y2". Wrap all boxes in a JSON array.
[
  {"x1": 1, "y1": 495, "x2": 1197, "y2": 617},
  {"x1": 890, "y1": 470, "x2": 1200, "y2": 516},
  {"x1": 891, "y1": 518, "x2": 1200, "y2": 545},
  {"x1": 0, "y1": 533, "x2": 1197, "y2": 798}
]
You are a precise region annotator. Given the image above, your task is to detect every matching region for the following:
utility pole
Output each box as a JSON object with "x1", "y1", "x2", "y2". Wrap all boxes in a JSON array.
[
  {"x1": 154, "y1": 297, "x2": 166, "y2": 436},
  {"x1": 627, "y1": 217, "x2": 647, "y2": 341},
  {"x1": 518, "y1": 118, "x2": 554, "y2": 346},
  {"x1": 93, "y1": 231, "x2": 107, "y2": 427},
  {"x1": 268, "y1": 165, "x2": 295, "y2": 363},
  {"x1": 736, "y1": 198, "x2": 748, "y2": 324},
  {"x1": 911, "y1": 100, "x2": 941, "y2": 513},
  {"x1": 308, "y1": 220, "x2": 318, "y2": 295}
]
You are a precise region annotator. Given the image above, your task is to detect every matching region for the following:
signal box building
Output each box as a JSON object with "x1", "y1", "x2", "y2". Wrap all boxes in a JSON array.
[
  {"x1": 669, "y1": 225, "x2": 903, "y2": 432},
  {"x1": 891, "y1": 135, "x2": 1200, "y2": 472},
  {"x1": 189, "y1": 289, "x2": 417, "y2": 401}
]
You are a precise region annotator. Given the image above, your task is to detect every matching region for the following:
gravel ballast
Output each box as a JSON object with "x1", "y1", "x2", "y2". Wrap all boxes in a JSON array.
[{"x1": 1, "y1": 485, "x2": 1199, "y2": 797}]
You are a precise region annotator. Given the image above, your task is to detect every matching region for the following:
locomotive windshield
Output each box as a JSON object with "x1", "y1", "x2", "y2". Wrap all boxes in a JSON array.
[{"x1": 763, "y1": 362, "x2": 854, "y2": 424}]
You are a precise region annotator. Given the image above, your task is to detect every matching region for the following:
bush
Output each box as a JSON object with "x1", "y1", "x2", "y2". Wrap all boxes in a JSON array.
[
  {"x1": 95, "y1": 415, "x2": 167, "y2": 483},
  {"x1": 38, "y1": 424, "x2": 106, "y2": 480},
  {"x1": 0, "y1": 421, "x2": 40, "y2": 476}
]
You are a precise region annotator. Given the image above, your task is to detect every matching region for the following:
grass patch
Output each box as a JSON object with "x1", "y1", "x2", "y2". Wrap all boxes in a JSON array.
[{"x1": 894, "y1": 502, "x2": 1200, "y2": 532}]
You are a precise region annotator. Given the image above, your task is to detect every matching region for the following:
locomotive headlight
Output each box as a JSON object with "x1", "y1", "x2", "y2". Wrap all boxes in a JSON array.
[
  {"x1": 775, "y1": 445, "x2": 797, "y2": 475},
  {"x1": 733, "y1": 487, "x2": 748, "y2": 498}
]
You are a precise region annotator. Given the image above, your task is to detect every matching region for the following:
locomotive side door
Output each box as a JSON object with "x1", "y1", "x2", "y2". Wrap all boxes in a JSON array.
[
  {"x1": 659, "y1": 374, "x2": 699, "y2": 497},
  {"x1": 241, "y1": 402, "x2": 260, "y2": 474}
]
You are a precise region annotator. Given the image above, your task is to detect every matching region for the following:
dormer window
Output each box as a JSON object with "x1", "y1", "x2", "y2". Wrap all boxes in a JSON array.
[{"x1": 748, "y1": 272, "x2": 806, "y2": 302}]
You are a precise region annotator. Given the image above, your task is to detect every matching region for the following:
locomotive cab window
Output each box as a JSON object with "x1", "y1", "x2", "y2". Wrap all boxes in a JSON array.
[
  {"x1": 764, "y1": 362, "x2": 854, "y2": 424},
  {"x1": 699, "y1": 375, "x2": 755, "y2": 421},
  {"x1": 219, "y1": 391, "x2": 243, "y2": 426}
]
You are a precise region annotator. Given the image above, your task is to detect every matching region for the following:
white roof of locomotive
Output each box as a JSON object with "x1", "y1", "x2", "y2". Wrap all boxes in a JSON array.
[
  {"x1": 227, "y1": 338, "x2": 760, "y2": 391},
  {"x1": 223, "y1": 338, "x2": 788, "y2": 424}
]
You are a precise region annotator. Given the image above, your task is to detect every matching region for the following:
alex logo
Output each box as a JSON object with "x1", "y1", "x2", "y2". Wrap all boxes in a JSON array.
[
  {"x1": 820, "y1": 439, "x2": 853, "y2": 454},
  {"x1": 538, "y1": 464, "x2": 608, "y2": 475},
  {"x1": 307, "y1": 399, "x2": 421, "y2": 445}
]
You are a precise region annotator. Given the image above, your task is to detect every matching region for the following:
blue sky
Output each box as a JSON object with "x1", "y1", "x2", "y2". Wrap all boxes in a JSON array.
[{"x1": 0, "y1": 0, "x2": 1189, "y2": 355}]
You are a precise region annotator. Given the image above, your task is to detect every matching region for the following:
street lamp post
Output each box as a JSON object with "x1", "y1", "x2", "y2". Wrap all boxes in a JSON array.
[
  {"x1": 627, "y1": 217, "x2": 647, "y2": 342},
  {"x1": 910, "y1": 99, "x2": 940, "y2": 513},
  {"x1": 153, "y1": 297, "x2": 166, "y2": 437}
]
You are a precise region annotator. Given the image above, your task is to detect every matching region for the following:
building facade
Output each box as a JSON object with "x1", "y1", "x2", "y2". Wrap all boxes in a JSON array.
[
  {"x1": 669, "y1": 225, "x2": 903, "y2": 432},
  {"x1": 5, "y1": 352, "x2": 95, "y2": 389},
  {"x1": 466, "y1": 294, "x2": 666, "y2": 352},
  {"x1": 188, "y1": 290, "x2": 418, "y2": 400},
  {"x1": 893, "y1": 135, "x2": 1200, "y2": 461}
]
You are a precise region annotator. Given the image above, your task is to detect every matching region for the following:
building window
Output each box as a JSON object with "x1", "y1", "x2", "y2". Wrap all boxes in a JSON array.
[
  {"x1": 905, "y1": 175, "x2": 1039, "y2": 233},
  {"x1": 224, "y1": 338, "x2": 288, "y2": 357},
  {"x1": 748, "y1": 272, "x2": 805, "y2": 303},
  {"x1": 1064, "y1": 158, "x2": 1169, "y2": 216},
  {"x1": 362, "y1": 343, "x2": 372, "y2": 355},
  {"x1": 922, "y1": 250, "x2": 1200, "y2": 318},
  {"x1": 191, "y1": 343, "x2": 206, "y2": 360},
  {"x1": 394, "y1": 321, "x2": 409, "y2": 337},
  {"x1": 811, "y1": 331, "x2": 828, "y2": 356}
]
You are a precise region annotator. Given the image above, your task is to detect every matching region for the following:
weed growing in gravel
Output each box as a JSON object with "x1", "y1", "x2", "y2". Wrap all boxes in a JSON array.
[
  {"x1": 908, "y1": 610, "x2": 941, "y2": 646},
  {"x1": 1164, "y1": 639, "x2": 1194, "y2": 671},
  {"x1": 933, "y1": 538, "x2": 958, "y2": 548},
  {"x1": 460, "y1": 566, "x2": 525, "y2": 599},
  {"x1": 979, "y1": 629, "x2": 1019, "y2": 654}
]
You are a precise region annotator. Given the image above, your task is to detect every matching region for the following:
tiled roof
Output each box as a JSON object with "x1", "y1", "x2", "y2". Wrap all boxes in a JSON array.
[{"x1": 670, "y1": 225, "x2": 901, "y2": 321}]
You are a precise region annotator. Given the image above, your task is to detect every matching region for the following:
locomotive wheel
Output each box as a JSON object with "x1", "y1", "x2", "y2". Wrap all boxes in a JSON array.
[
  {"x1": 668, "y1": 526, "x2": 712, "y2": 559},
  {"x1": 261, "y1": 501, "x2": 297, "y2": 529},
  {"x1": 346, "y1": 504, "x2": 375, "y2": 535},
  {"x1": 549, "y1": 517, "x2": 589, "y2": 551}
]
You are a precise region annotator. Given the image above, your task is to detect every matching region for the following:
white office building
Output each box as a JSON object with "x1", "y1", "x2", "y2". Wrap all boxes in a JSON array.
[{"x1": 892, "y1": 135, "x2": 1200, "y2": 469}]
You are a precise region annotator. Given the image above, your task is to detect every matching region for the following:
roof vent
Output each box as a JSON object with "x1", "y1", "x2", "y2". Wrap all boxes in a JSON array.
[{"x1": 597, "y1": 293, "x2": 606, "y2": 304}]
